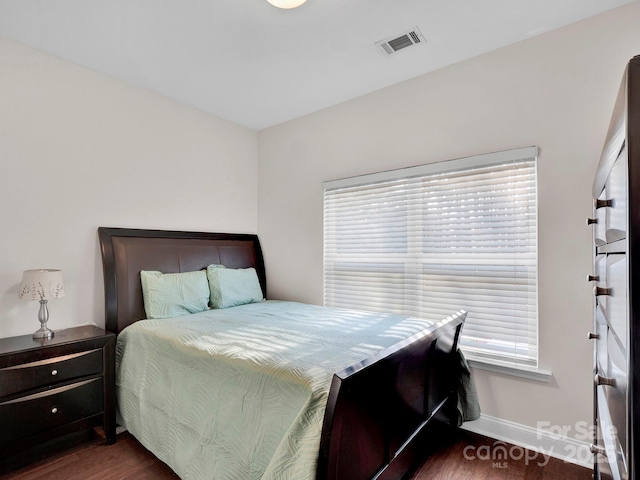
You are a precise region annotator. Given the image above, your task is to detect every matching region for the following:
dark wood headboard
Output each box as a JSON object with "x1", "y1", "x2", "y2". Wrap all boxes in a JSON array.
[{"x1": 98, "y1": 227, "x2": 266, "y2": 334}]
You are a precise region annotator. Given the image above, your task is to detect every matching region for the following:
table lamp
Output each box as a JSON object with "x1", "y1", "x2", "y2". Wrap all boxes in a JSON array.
[{"x1": 19, "y1": 269, "x2": 65, "y2": 339}]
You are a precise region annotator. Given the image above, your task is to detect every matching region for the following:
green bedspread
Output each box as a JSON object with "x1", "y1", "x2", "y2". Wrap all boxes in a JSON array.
[{"x1": 116, "y1": 301, "x2": 473, "y2": 480}]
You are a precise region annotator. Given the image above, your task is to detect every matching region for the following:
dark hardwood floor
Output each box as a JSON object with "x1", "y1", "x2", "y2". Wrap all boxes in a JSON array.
[
  {"x1": 411, "y1": 428, "x2": 592, "y2": 480},
  {"x1": 0, "y1": 428, "x2": 591, "y2": 480},
  {"x1": 0, "y1": 430, "x2": 179, "y2": 480}
]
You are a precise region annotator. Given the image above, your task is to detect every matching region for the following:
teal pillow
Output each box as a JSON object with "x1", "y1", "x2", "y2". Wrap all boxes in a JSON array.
[
  {"x1": 140, "y1": 270, "x2": 210, "y2": 319},
  {"x1": 206, "y1": 265, "x2": 264, "y2": 309}
]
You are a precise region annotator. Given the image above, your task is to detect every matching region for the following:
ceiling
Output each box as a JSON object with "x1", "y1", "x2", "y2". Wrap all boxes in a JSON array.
[{"x1": 0, "y1": 0, "x2": 634, "y2": 130}]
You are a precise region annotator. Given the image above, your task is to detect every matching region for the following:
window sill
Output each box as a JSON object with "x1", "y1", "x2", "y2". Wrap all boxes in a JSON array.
[{"x1": 466, "y1": 357, "x2": 553, "y2": 383}]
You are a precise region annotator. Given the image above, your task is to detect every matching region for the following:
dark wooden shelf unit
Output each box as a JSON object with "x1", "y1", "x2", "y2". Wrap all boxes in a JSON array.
[
  {"x1": 590, "y1": 54, "x2": 640, "y2": 480},
  {"x1": 0, "y1": 325, "x2": 116, "y2": 459}
]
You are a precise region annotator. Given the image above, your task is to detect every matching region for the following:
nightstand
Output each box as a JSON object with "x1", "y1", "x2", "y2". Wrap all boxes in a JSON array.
[{"x1": 0, "y1": 325, "x2": 116, "y2": 457}]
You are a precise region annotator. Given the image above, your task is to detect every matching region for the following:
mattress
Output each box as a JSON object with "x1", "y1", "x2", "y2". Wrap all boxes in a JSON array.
[{"x1": 116, "y1": 300, "x2": 453, "y2": 479}]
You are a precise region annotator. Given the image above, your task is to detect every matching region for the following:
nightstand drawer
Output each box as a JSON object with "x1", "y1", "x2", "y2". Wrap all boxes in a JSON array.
[
  {"x1": 0, "y1": 349, "x2": 102, "y2": 398},
  {"x1": 0, "y1": 377, "x2": 103, "y2": 444}
]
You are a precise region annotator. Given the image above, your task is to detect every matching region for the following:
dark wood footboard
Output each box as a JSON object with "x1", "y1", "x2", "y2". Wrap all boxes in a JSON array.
[{"x1": 317, "y1": 310, "x2": 466, "y2": 480}]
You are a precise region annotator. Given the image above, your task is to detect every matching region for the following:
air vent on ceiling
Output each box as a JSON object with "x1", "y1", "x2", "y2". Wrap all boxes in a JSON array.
[{"x1": 376, "y1": 27, "x2": 426, "y2": 55}]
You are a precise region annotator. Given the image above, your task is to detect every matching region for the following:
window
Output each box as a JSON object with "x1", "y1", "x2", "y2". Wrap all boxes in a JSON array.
[{"x1": 323, "y1": 147, "x2": 538, "y2": 368}]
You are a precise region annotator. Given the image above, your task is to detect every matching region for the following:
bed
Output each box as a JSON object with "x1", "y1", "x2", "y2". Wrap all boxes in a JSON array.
[{"x1": 98, "y1": 227, "x2": 471, "y2": 480}]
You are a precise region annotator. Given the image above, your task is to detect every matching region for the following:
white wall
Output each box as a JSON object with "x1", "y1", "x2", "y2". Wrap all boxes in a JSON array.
[
  {"x1": 0, "y1": 37, "x2": 258, "y2": 338},
  {"x1": 257, "y1": 2, "x2": 640, "y2": 438}
]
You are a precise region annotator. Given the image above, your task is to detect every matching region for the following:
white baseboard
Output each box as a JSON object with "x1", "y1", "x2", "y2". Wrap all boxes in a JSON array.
[{"x1": 461, "y1": 414, "x2": 593, "y2": 469}]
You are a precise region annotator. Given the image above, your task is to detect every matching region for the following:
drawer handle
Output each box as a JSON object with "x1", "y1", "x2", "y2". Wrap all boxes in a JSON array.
[
  {"x1": 590, "y1": 444, "x2": 606, "y2": 456},
  {"x1": 595, "y1": 374, "x2": 616, "y2": 387},
  {"x1": 587, "y1": 275, "x2": 600, "y2": 282},
  {"x1": 587, "y1": 218, "x2": 598, "y2": 225},
  {"x1": 588, "y1": 332, "x2": 599, "y2": 340},
  {"x1": 51, "y1": 407, "x2": 58, "y2": 414},
  {"x1": 594, "y1": 198, "x2": 613, "y2": 209},
  {"x1": 594, "y1": 286, "x2": 612, "y2": 296},
  {"x1": 51, "y1": 369, "x2": 58, "y2": 376}
]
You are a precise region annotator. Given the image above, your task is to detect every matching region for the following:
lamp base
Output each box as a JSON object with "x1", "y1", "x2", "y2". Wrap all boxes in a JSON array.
[
  {"x1": 33, "y1": 326, "x2": 55, "y2": 339},
  {"x1": 34, "y1": 299, "x2": 54, "y2": 339}
]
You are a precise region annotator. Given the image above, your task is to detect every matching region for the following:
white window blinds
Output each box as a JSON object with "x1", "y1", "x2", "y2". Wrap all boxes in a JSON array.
[{"x1": 323, "y1": 147, "x2": 538, "y2": 367}]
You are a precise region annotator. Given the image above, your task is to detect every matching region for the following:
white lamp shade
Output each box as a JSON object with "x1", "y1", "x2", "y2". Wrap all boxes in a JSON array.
[
  {"x1": 19, "y1": 269, "x2": 66, "y2": 300},
  {"x1": 267, "y1": 0, "x2": 307, "y2": 8}
]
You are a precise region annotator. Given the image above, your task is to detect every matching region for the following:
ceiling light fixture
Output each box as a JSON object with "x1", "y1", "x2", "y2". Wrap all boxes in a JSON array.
[{"x1": 267, "y1": 0, "x2": 307, "y2": 9}]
